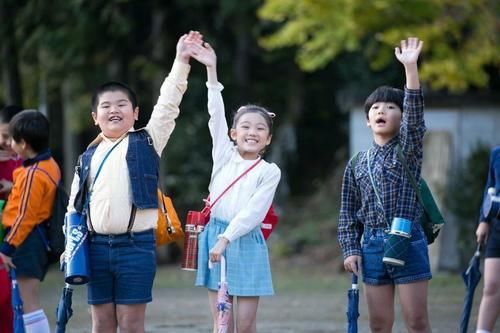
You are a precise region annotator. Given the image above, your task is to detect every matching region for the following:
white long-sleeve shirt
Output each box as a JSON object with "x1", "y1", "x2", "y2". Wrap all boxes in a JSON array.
[
  {"x1": 66, "y1": 60, "x2": 190, "y2": 234},
  {"x1": 206, "y1": 82, "x2": 281, "y2": 242}
]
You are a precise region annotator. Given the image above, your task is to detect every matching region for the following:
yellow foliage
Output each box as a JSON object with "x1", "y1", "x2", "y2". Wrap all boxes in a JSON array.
[{"x1": 258, "y1": 0, "x2": 500, "y2": 92}]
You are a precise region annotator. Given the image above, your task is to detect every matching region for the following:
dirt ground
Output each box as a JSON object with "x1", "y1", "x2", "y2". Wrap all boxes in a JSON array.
[{"x1": 39, "y1": 260, "x2": 494, "y2": 333}]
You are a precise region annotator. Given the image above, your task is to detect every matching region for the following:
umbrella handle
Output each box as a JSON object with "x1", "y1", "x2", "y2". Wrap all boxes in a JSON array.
[{"x1": 351, "y1": 273, "x2": 358, "y2": 290}]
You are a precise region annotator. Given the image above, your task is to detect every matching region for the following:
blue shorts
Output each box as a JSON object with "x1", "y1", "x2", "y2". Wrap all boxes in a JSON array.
[
  {"x1": 87, "y1": 229, "x2": 156, "y2": 305},
  {"x1": 11, "y1": 227, "x2": 49, "y2": 281},
  {"x1": 485, "y1": 218, "x2": 500, "y2": 258},
  {"x1": 361, "y1": 225, "x2": 432, "y2": 285}
]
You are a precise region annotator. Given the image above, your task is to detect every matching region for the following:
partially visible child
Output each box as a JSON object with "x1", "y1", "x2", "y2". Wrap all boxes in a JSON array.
[
  {"x1": 338, "y1": 38, "x2": 432, "y2": 333},
  {"x1": 0, "y1": 110, "x2": 61, "y2": 333},
  {"x1": 475, "y1": 146, "x2": 500, "y2": 333},
  {"x1": 0, "y1": 105, "x2": 23, "y2": 200},
  {"x1": 190, "y1": 41, "x2": 281, "y2": 333},
  {"x1": 0, "y1": 105, "x2": 23, "y2": 333},
  {"x1": 65, "y1": 31, "x2": 201, "y2": 332}
]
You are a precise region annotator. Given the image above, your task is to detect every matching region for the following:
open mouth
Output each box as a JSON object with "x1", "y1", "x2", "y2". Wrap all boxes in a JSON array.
[
  {"x1": 245, "y1": 138, "x2": 258, "y2": 144},
  {"x1": 375, "y1": 118, "x2": 386, "y2": 125},
  {"x1": 109, "y1": 116, "x2": 122, "y2": 122}
]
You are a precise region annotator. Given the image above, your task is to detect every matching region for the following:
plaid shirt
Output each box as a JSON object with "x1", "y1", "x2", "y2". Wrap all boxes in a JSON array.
[{"x1": 337, "y1": 87, "x2": 426, "y2": 259}]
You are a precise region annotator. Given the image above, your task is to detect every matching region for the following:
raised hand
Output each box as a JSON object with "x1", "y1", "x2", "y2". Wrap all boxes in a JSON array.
[
  {"x1": 190, "y1": 41, "x2": 217, "y2": 68},
  {"x1": 176, "y1": 30, "x2": 204, "y2": 64},
  {"x1": 395, "y1": 37, "x2": 423, "y2": 66}
]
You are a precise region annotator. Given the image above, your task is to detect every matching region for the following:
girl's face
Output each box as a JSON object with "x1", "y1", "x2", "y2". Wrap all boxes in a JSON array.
[
  {"x1": 92, "y1": 91, "x2": 139, "y2": 139},
  {"x1": 230, "y1": 112, "x2": 272, "y2": 160},
  {"x1": 0, "y1": 122, "x2": 14, "y2": 153},
  {"x1": 366, "y1": 102, "x2": 402, "y2": 139}
]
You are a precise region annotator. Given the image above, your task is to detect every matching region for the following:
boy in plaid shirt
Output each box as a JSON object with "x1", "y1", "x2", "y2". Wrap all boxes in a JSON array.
[{"x1": 338, "y1": 37, "x2": 432, "y2": 332}]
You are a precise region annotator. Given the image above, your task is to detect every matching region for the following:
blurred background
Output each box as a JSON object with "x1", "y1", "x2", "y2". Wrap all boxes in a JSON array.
[{"x1": 1, "y1": 0, "x2": 499, "y2": 271}]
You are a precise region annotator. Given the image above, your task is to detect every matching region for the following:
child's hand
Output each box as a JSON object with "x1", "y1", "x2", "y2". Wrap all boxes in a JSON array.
[
  {"x1": 176, "y1": 30, "x2": 203, "y2": 64},
  {"x1": 343, "y1": 255, "x2": 361, "y2": 276},
  {"x1": 0, "y1": 179, "x2": 13, "y2": 194},
  {"x1": 476, "y1": 222, "x2": 489, "y2": 244},
  {"x1": 190, "y1": 41, "x2": 217, "y2": 68},
  {"x1": 0, "y1": 253, "x2": 15, "y2": 271},
  {"x1": 395, "y1": 37, "x2": 423, "y2": 66},
  {"x1": 209, "y1": 237, "x2": 229, "y2": 263}
]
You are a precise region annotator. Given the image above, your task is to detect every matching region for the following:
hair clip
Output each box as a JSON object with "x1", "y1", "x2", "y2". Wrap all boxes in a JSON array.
[{"x1": 267, "y1": 112, "x2": 276, "y2": 118}]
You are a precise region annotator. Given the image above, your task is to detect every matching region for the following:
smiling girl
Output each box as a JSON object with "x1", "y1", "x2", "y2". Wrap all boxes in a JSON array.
[{"x1": 190, "y1": 41, "x2": 281, "y2": 333}]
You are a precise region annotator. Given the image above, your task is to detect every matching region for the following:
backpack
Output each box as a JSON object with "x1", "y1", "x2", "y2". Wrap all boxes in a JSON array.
[
  {"x1": 35, "y1": 169, "x2": 69, "y2": 264},
  {"x1": 261, "y1": 205, "x2": 279, "y2": 240}
]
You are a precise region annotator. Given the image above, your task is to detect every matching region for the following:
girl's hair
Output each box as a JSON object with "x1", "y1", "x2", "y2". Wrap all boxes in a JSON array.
[
  {"x1": 231, "y1": 104, "x2": 275, "y2": 134},
  {"x1": 0, "y1": 105, "x2": 23, "y2": 124},
  {"x1": 364, "y1": 86, "x2": 404, "y2": 118}
]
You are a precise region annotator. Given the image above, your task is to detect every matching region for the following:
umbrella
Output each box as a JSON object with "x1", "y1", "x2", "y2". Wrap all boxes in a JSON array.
[
  {"x1": 213, "y1": 255, "x2": 232, "y2": 333},
  {"x1": 10, "y1": 269, "x2": 25, "y2": 333},
  {"x1": 460, "y1": 244, "x2": 482, "y2": 333},
  {"x1": 55, "y1": 283, "x2": 74, "y2": 333},
  {"x1": 347, "y1": 273, "x2": 360, "y2": 333}
]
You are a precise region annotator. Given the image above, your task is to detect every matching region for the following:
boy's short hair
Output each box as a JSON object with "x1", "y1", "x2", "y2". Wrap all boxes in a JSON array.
[
  {"x1": 364, "y1": 86, "x2": 404, "y2": 118},
  {"x1": 91, "y1": 81, "x2": 138, "y2": 113},
  {"x1": 0, "y1": 105, "x2": 24, "y2": 123},
  {"x1": 9, "y1": 110, "x2": 50, "y2": 153}
]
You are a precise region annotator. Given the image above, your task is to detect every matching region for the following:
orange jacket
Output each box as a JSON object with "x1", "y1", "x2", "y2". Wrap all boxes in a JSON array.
[{"x1": 1, "y1": 154, "x2": 60, "y2": 256}]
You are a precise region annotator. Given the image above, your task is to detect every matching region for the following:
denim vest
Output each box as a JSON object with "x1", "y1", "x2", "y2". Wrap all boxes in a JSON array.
[{"x1": 73, "y1": 130, "x2": 159, "y2": 212}]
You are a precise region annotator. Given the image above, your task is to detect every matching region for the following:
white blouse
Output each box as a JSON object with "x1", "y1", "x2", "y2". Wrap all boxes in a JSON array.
[{"x1": 206, "y1": 82, "x2": 281, "y2": 242}]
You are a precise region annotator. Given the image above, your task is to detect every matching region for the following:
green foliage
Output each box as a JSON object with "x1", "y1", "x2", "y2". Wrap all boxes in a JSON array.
[{"x1": 258, "y1": 0, "x2": 500, "y2": 92}]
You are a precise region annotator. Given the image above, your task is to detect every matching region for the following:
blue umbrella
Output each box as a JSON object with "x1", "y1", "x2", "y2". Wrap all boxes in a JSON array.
[
  {"x1": 460, "y1": 244, "x2": 483, "y2": 333},
  {"x1": 10, "y1": 269, "x2": 25, "y2": 333},
  {"x1": 55, "y1": 283, "x2": 74, "y2": 333},
  {"x1": 347, "y1": 273, "x2": 360, "y2": 333}
]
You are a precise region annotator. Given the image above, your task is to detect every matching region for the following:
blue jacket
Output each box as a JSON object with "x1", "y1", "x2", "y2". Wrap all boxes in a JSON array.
[
  {"x1": 480, "y1": 146, "x2": 500, "y2": 223},
  {"x1": 73, "y1": 130, "x2": 159, "y2": 213}
]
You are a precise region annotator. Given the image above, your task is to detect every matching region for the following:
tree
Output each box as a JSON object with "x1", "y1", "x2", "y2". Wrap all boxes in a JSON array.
[{"x1": 258, "y1": 0, "x2": 500, "y2": 92}]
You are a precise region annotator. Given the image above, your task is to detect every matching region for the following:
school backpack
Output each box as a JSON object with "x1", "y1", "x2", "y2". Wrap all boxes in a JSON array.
[
  {"x1": 261, "y1": 205, "x2": 279, "y2": 240},
  {"x1": 36, "y1": 168, "x2": 69, "y2": 264}
]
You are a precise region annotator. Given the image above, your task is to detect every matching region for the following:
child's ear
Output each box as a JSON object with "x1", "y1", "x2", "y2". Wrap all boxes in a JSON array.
[
  {"x1": 266, "y1": 134, "x2": 272, "y2": 146},
  {"x1": 92, "y1": 112, "x2": 98, "y2": 125},
  {"x1": 229, "y1": 128, "x2": 237, "y2": 141},
  {"x1": 134, "y1": 107, "x2": 139, "y2": 121}
]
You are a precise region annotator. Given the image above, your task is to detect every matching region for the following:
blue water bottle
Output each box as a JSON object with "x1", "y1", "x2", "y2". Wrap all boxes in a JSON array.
[{"x1": 64, "y1": 212, "x2": 90, "y2": 285}]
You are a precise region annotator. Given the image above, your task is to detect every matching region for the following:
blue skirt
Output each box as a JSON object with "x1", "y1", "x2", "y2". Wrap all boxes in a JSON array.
[{"x1": 195, "y1": 218, "x2": 274, "y2": 296}]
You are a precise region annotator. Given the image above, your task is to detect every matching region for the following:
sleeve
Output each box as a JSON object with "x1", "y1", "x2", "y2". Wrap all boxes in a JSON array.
[
  {"x1": 207, "y1": 82, "x2": 234, "y2": 172},
  {"x1": 337, "y1": 157, "x2": 363, "y2": 260},
  {"x1": 220, "y1": 165, "x2": 281, "y2": 242},
  {"x1": 1, "y1": 169, "x2": 50, "y2": 255},
  {"x1": 65, "y1": 171, "x2": 80, "y2": 215},
  {"x1": 479, "y1": 148, "x2": 498, "y2": 223},
  {"x1": 399, "y1": 87, "x2": 426, "y2": 159},
  {"x1": 146, "y1": 60, "x2": 191, "y2": 155}
]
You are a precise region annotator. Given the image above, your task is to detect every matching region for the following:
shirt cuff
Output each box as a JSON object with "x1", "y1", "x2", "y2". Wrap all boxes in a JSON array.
[
  {"x1": 168, "y1": 60, "x2": 191, "y2": 83},
  {"x1": 206, "y1": 82, "x2": 224, "y2": 91},
  {"x1": 342, "y1": 247, "x2": 362, "y2": 260},
  {"x1": 0, "y1": 242, "x2": 16, "y2": 257}
]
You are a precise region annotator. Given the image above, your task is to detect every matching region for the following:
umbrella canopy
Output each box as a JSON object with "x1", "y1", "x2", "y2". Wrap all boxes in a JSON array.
[
  {"x1": 10, "y1": 269, "x2": 25, "y2": 333},
  {"x1": 460, "y1": 244, "x2": 483, "y2": 333},
  {"x1": 216, "y1": 255, "x2": 232, "y2": 333},
  {"x1": 55, "y1": 284, "x2": 74, "y2": 333},
  {"x1": 347, "y1": 273, "x2": 360, "y2": 333}
]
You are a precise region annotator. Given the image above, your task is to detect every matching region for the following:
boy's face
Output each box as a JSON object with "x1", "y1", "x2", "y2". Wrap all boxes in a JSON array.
[
  {"x1": 10, "y1": 138, "x2": 30, "y2": 159},
  {"x1": 366, "y1": 102, "x2": 402, "y2": 138},
  {"x1": 92, "y1": 91, "x2": 139, "y2": 139},
  {"x1": 0, "y1": 123, "x2": 14, "y2": 153}
]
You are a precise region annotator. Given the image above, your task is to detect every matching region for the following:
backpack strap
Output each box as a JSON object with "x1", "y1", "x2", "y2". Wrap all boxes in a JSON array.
[{"x1": 395, "y1": 144, "x2": 425, "y2": 210}]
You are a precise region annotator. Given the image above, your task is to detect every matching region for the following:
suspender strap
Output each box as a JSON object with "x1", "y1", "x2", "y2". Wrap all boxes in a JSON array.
[{"x1": 84, "y1": 135, "x2": 126, "y2": 232}]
